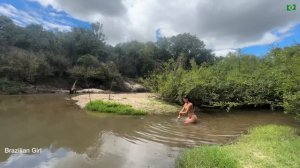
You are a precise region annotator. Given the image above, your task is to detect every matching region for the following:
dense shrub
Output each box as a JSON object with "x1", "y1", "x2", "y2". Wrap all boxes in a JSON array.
[{"x1": 145, "y1": 46, "x2": 300, "y2": 117}]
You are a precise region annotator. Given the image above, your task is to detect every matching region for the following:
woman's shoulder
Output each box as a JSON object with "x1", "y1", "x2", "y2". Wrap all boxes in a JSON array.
[{"x1": 188, "y1": 102, "x2": 193, "y2": 107}]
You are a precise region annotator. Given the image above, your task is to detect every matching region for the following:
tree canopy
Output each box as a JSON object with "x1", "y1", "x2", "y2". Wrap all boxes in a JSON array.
[{"x1": 0, "y1": 16, "x2": 215, "y2": 86}]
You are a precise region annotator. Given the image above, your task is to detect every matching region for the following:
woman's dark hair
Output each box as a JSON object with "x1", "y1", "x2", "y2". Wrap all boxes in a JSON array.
[{"x1": 183, "y1": 95, "x2": 190, "y2": 101}]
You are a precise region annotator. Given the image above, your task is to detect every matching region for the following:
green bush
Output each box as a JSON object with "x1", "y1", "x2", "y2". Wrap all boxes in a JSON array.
[
  {"x1": 0, "y1": 78, "x2": 24, "y2": 94},
  {"x1": 85, "y1": 100, "x2": 146, "y2": 115},
  {"x1": 284, "y1": 92, "x2": 300, "y2": 119},
  {"x1": 145, "y1": 46, "x2": 300, "y2": 118}
]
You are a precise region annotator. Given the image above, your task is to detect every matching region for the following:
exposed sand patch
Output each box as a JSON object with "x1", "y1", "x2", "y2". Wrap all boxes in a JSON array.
[{"x1": 72, "y1": 93, "x2": 181, "y2": 114}]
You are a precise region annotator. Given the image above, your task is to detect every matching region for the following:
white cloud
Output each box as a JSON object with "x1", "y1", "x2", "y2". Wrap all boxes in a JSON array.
[
  {"x1": 0, "y1": 3, "x2": 72, "y2": 31},
  {"x1": 213, "y1": 49, "x2": 237, "y2": 57},
  {"x1": 276, "y1": 23, "x2": 297, "y2": 35},
  {"x1": 15, "y1": 0, "x2": 300, "y2": 50}
]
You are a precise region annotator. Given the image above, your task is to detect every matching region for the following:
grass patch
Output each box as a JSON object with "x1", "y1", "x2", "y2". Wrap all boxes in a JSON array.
[
  {"x1": 176, "y1": 146, "x2": 239, "y2": 168},
  {"x1": 86, "y1": 100, "x2": 146, "y2": 115},
  {"x1": 176, "y1": 125, "x2": 300, "y2": 168}
]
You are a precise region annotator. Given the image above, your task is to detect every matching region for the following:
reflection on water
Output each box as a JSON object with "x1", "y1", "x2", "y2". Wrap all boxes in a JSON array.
[
  {"x1": 0, "y1": 148, "x2": 70, "y2": 168},
  {"x1": 0, "y1": 94, "x2": 298, "y2": 168}
]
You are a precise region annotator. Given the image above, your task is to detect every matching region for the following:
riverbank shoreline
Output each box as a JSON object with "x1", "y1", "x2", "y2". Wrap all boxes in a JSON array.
[
  {"x1": 72, "y1": 93, "x2": 181, "y2": 114},
  {"x1": 0, "y1": 78, "x2": 147, "y2": 94},
  {"x1": 176, "y1": 125, "x2": 300, "y2": 168}
]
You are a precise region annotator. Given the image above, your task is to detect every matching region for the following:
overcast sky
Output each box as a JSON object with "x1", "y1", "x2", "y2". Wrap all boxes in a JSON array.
[{"x1": 0, "y1": 0, "x2": 300, "y2": 56}]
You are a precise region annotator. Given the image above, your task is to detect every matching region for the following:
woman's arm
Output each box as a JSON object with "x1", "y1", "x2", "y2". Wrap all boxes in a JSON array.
[
  {"x1": 179, "y1": 106, "x2": 185, "y2": 113},
  {"x1": 179, "y1": 109, "x2": 188, "y2": 115},
  {"x1": 178, "y1": 106, "x2": 187, "y2": 118}
]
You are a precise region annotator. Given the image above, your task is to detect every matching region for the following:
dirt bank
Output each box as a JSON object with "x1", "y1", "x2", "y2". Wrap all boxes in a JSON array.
[{"x1": 72, "y1": 93, "x2": 181, "y2": 114}]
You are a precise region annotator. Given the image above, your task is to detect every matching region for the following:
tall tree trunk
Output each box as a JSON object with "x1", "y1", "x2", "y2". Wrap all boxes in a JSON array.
[
  {"x1": 70, "y1": 80, "x2": 77, "y2": 94},
  {"x1": 86, "y1": 79, "x2": 91, "y2": 103}
]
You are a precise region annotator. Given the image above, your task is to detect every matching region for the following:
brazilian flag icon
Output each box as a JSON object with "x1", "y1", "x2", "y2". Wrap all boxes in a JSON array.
[{"x1": 287, "y1": 4, "x2": 296, "y2": 11}]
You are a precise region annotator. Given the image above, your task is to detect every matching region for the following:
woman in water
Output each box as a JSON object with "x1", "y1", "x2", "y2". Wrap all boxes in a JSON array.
[{"x1": 177, "y1": 96, "x2": 198, "y2": 124}]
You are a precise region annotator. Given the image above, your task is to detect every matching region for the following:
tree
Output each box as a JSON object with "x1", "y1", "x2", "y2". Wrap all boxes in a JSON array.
[
  {"x1": 158, "y1": 33, "x2": 215, "y2": 67},
  {"x1": 0, "y1": 16, "x2": 22, "y2": 47},
  {"x1": 69, "y1": 54, "x2": 105, "y2": 85},
  {"x1": 62, "y1": 26, "x2": 106, "y2": 63},
  {"x1": 113, "y1": 41, "x2": 144, "y2": 77},
  {"x1": 0, "y1": 48, "x2": 51, "y2": 83}
]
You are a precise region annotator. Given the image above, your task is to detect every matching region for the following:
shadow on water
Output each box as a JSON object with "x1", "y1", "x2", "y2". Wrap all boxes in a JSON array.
[{"x1": 0, "y1": 94, "x2": 299, "y2": 168}]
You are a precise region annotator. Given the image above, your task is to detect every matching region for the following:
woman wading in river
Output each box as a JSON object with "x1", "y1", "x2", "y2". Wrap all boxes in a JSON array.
[{"x1": 177, "y1": 96, "x2": 198, "y2": 124}]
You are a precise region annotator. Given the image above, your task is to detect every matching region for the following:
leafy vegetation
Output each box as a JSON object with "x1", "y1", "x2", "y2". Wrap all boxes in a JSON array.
[
  {"x1": 0, "y1": 78, "x2": 25, "y2": 94},
  {"x1": 86, "y1": 100, "x2": 146, "y2": 115},
  {"x1": 176, "y1": 125, "x2": 300, "y2": 168},
  {"x1": 145, "y1": 45, "x2": 300, "y2": 118},
  {"x1": 0, "y1": 16, "x2": 214, "y2": 91}
]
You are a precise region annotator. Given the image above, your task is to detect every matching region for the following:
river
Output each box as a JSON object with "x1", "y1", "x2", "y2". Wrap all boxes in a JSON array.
[{"x1": 0, "y1": 94, "x2": 298, "y2": 168}]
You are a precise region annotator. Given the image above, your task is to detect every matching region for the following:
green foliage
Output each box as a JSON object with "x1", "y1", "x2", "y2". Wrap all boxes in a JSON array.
[
  {"x1": 62, "y1": 26, "x2": 106, "y2": 62},
  {"x1": 0, "y1": 48, "x2": 52, "y2": 83},
  {"x1": 46, "y1": 54, "x2": 71, "y2": 78},
  {"x1": 284, "y1": 92, "x2": 300, "y2": 119},
  {"x1": 177, "y1": 125, "x2": 300, "y2": 168},
  {"x1": 145, "y1": 45, "x2": 300, "y2": 117},
  {"x1": 86, "y1": 100, "x2": 146, "y2": 115},
  {"x1": 77, "y1": 54, "x2": 101, "y2": 67},
  {"x1": 0, "y1": 16, "x2": 215, "y2": 91},
  {"x1": 113, "y1": 34, "x2": 215, "y2": 77},
  {"x1": 0, "y1": 78, "x2": 25, "y2": 94},
  {"x1": 68, "y1": 54, "x2": 122, "y2": 88},
  {"x1": 113, "y1": 41, "x2": 155, "y2": 77},
  {"x1": 166, "y1": 33, "x2": 215, "y2": 66}
]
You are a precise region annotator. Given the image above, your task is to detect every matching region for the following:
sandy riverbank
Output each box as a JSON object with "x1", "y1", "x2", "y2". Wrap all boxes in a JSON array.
[{"x1": 72, "y1": 93, "x2": 181, "y2": 114}]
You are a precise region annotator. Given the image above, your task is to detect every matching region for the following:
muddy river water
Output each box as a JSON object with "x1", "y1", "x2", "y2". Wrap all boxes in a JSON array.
[{"x1": 0, "y1": 94, "x2": 298, "y2": 168}]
